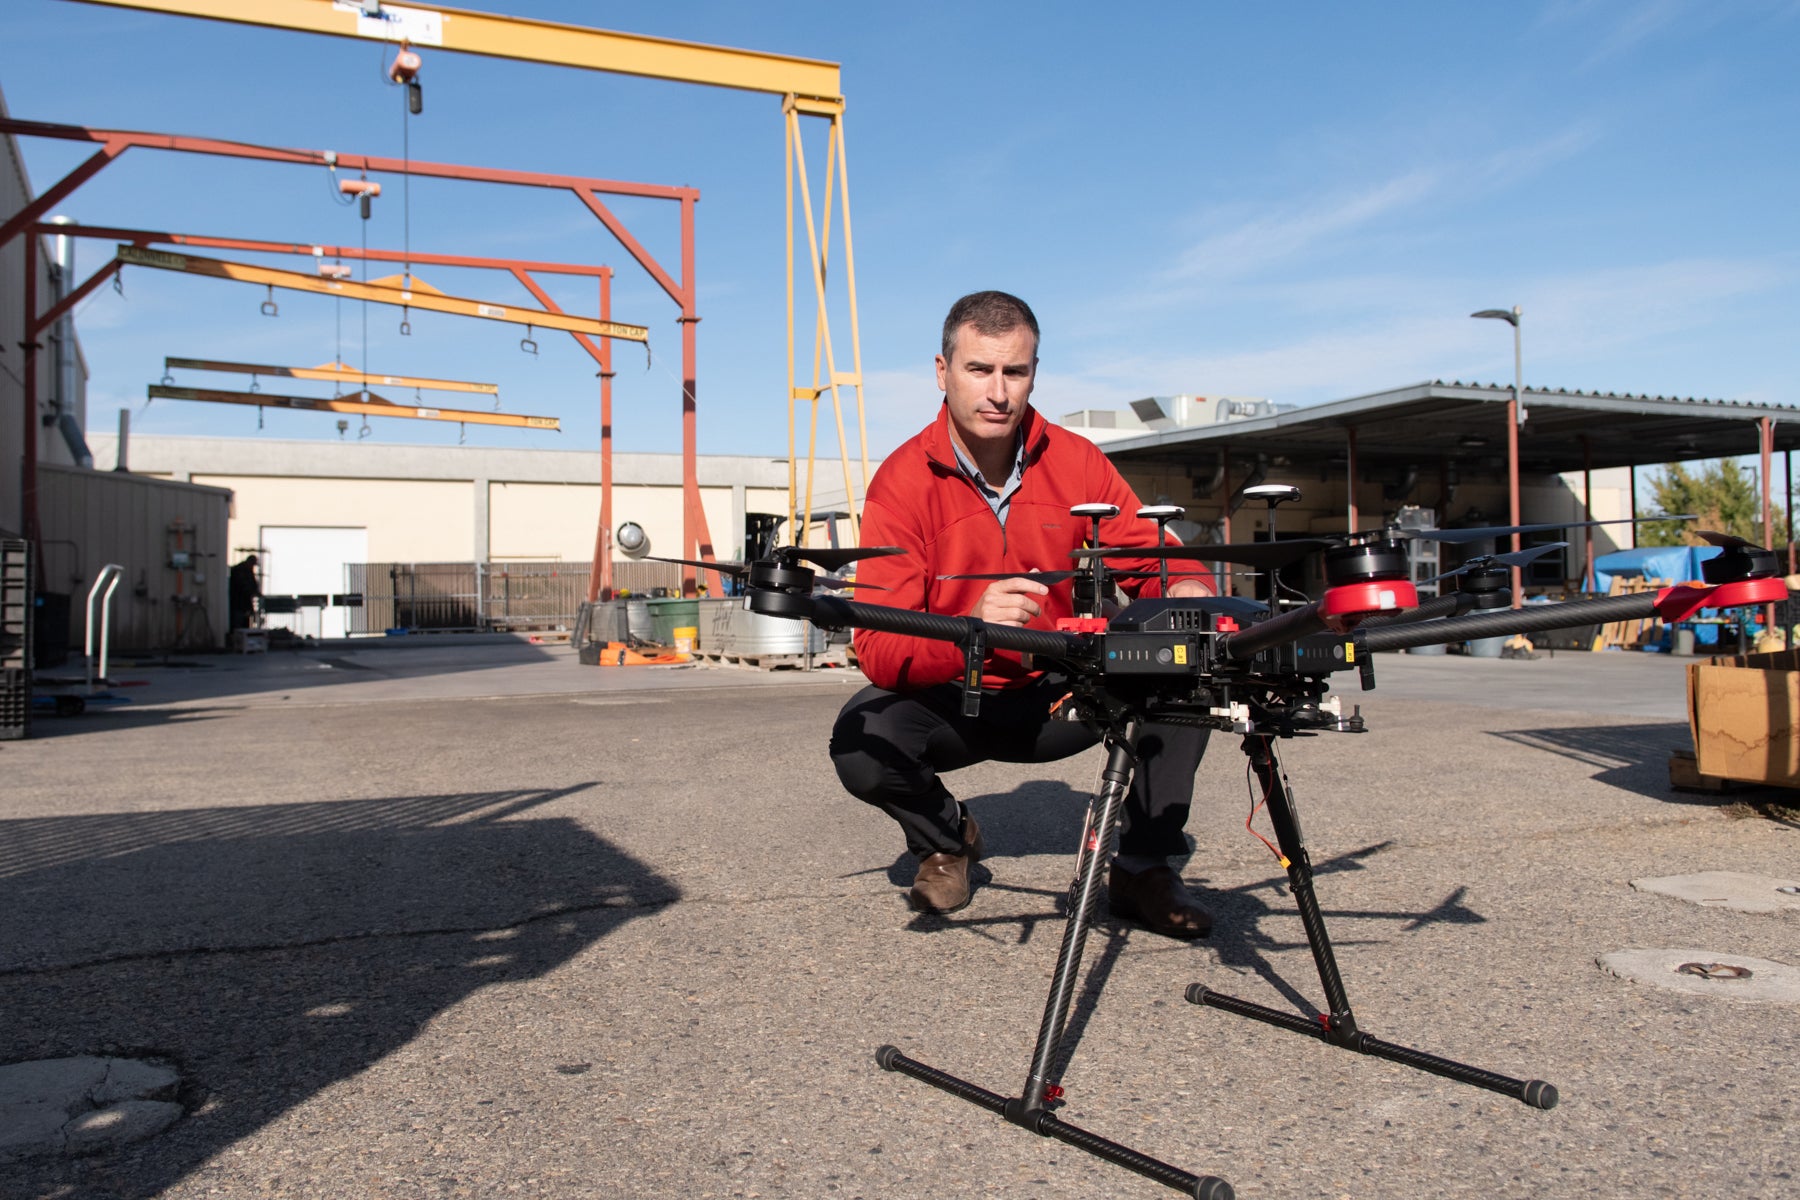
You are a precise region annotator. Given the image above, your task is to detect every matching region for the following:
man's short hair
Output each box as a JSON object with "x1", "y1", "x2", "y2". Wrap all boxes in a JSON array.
[{"x1": 941, "y1": 290, "x2": 1039, "y2": 362}]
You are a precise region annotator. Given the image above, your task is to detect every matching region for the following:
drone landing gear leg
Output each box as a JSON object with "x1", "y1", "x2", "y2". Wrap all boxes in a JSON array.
[
  {"x1": 1186, "y1": 735, "x2": 1558, "y2": 1111},
  {"x1": 877, "y1": 722, "x2": 1235, "y2": 1200}
]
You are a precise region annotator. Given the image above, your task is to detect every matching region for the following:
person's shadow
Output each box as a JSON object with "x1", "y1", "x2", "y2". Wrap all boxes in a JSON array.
[{"x1": 0, "y1": 784, "x2": 674, "y2": 1199}]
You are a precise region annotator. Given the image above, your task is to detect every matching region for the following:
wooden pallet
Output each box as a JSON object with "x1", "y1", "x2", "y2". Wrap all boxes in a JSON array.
[
  {"x1": 1596, "y1": 576, "x2": 1671, "y2": 650},
  {"x1": 693, "y1": 645, "x2": 848, "y2": 671},
  {"x1": 1669, "y1": 748, "x2": 1749, "y2": 794}
]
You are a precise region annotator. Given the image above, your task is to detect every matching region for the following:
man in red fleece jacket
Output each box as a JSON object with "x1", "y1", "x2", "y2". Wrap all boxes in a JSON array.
[{"x1": 829, "y1": 291, "x2": 1216, "y2": 937}]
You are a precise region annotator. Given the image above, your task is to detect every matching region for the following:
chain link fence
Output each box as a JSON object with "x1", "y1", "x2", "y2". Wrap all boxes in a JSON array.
[{"x1": 345, "y1": 560, "x2": 685, "y2": 634}]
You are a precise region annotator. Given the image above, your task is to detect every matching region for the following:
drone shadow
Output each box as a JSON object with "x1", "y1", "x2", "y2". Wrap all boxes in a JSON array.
[
  {"x1": 0, "y1": 784, "x2": 675, "y2": 1200},
  {"x1": 1489, "y1": 721, "x2": 1722, "y2": 804}
]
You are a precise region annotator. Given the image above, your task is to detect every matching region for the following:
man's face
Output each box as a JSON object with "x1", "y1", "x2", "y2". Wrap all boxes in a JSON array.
[{"x1": 935, "y1": 323, "x2": 1037, "y2": 459}]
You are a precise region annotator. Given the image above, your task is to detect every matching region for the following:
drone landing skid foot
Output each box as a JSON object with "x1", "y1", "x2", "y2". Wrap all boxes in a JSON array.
[
  {"x1": 872, "y1": 725, "x2": 1236, "y2": 1199},
  {"x1": 1188, "y1": 735, "x2": 1560, "y2": 1112},
  {"x1": 1184, "y1": 987, "x2": 1557, "y2": 1109},
  {"x1": 875, "y1": 1046, "x2": 1233, "y2": 1200}
]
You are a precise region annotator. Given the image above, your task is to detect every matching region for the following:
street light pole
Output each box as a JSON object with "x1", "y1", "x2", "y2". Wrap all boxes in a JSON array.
[{"x1": 1472, "y1": 307, "x2": 1524, "y2": 607}]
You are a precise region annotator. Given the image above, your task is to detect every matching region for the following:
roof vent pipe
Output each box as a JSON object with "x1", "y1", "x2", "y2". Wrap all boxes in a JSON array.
[{"x1": 47, "y1": 216, "x2": 92, "y2": 467}]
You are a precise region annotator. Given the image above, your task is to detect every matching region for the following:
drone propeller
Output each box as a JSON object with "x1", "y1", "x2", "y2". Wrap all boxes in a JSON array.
[
  {"x1": 941, "y1": 569, "x2": 1081, "y2": 584},
  {"x1": 1072, "y1": 539, "x2": 1332, "y2": 571},
  {"x1": 1423, "y1": 542, "x2": 1568, "y2": 584},
  {"x1": 1393, "y1": 514, "x2": 1695, "y2": 545},
  {"x1": 786, "y1": 545, "x2": 907, "y2": 572},
  {"x1": 647, "y1": 549, "x2": 898, "y2": 590},
  {"x1": 1693, "y1": 530, "x2": 1760, "y2": 550}
]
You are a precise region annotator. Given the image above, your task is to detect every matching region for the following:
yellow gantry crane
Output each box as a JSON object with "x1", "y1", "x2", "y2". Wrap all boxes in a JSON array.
[{"x1": 71, "y1": 0, "x2": 872, "y2": 548}]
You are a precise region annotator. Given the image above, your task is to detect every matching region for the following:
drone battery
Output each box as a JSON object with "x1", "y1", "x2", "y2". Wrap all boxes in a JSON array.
[{"x1": 1101, "y1": 632, "x2": 1200, "y2": 675}]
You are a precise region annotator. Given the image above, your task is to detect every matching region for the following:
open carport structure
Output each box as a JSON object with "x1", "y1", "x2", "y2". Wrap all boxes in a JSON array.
[{"x1": 1102, "y1": 380, "x2": 1800, "y2": 589}]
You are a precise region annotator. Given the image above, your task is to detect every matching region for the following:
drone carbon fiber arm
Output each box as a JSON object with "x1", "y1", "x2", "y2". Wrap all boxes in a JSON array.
[
  {"x1": 801, "y1": 594, "x2": 1089, "y2": 663},
  {"x1": 1354, "y1": 586, "x2": 1730, "y2": 654}
]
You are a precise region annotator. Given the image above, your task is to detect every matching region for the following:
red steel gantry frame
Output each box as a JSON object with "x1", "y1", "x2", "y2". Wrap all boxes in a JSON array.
[
  {"x1": 66, "y1": 0, "x2": 870, "y2": 558},
  {"x1": 0, "y1": 117, "x2": 716, "y2": 598}
]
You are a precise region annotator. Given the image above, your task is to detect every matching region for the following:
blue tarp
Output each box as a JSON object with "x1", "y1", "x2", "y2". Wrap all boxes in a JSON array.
[{"x1": 1591, "y1": 545, "x2": 1723, "y2": 593}]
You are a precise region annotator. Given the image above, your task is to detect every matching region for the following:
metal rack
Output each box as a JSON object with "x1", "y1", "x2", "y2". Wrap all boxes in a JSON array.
[
  {"x1": 1396, "y1": 506, "x2": 1440, "y2": 600},
  {"x1": 3, "y1": 539, "x2": 32, "y2": 740}
]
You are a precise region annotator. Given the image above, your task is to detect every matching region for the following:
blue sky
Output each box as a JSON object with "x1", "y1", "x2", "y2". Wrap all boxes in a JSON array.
[{"x1": 3, "y1": 0, "x2": 1795, "y2": 464}]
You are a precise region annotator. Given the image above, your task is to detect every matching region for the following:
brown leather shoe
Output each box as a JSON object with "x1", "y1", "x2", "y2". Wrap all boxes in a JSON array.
[
  {"x1": 1107, "y1": 863, "x2": 1213, "y2": 938},
  {"x1": 908, "y1": 815, "x2": 985, "y2": 914}
]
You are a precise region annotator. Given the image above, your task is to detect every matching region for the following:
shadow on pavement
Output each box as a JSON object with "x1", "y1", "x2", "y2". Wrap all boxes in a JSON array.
[
  {"x1": 12, "y1": 705, "x2": 236, "y2": 740},
  {"x1": 0, "y1": 784, "x2": 676, "y2": 1200},
  {"x1": 1489, "y1": 721, "x2": 1722, "y2": 803},
  {"x1": 96, "y1": 635, "x2": 567, "y2": 707}
]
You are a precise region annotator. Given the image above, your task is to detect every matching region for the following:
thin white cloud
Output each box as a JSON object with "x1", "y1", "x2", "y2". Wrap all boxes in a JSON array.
[
  {"x1": 1169, "y1": 170, "x2": 1440, "y2": 283},
  {"x1": 1163, "y1": 126, "x2": 1599, "y2": 288}
]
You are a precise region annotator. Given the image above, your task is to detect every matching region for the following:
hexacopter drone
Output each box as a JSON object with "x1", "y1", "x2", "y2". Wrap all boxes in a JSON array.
[{"x1": 666, "y1": 488, "x2": 1783, "y2": 1198}]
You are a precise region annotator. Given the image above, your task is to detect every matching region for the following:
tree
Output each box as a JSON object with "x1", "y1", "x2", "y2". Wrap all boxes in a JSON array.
[{"x1": 1638, "y1": 459, "x2": 1783, "y2": 547}]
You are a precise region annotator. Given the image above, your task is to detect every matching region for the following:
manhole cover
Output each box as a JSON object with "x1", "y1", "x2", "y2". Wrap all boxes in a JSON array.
[{"x1": 1598, "y1": 949, "x2": 1800, "y2": 1004}]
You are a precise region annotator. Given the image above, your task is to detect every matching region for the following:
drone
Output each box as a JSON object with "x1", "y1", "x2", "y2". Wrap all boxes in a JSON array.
[{"x1": 730, "y1": 488, "x2": 1784, "y2": 1199}]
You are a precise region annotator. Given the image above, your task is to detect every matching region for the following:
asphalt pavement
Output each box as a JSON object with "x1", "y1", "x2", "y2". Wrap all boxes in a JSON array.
[{"x1": 2, "y1": 638, "x2": 1794, "y2": 1199}]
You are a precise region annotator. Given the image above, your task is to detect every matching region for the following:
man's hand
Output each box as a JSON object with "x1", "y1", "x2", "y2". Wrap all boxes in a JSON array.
[
  {"x1": 974, "y1": 575, "x2": 1050, "y2": 626},
  {"x1": 1168, "y1": 578, "x2": 1213, "y2": 599}
]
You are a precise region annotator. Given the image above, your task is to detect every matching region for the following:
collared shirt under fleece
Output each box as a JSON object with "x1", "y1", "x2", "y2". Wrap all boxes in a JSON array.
[{"x1": 851, "y1": 403, "x2": 1214, "y2": 693}]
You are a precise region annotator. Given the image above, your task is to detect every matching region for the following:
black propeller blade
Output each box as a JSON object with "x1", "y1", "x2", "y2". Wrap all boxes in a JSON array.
[
  {"x1": 1400, "y1": 514, "x2": 1695, "y2": 545},
  {"x1": 792, "y1": 546, "x2": 907, "y2": 572},
  {"x1": 1424, "y1": 542, "x2": 1568, "y2": 584},
  {"x1": 650, "y1": 553, "x2": 752, "y2": 579},
  {"x1": 940, "y1": 570, "x2": 1081, "y2": 584},
  {"x1": 649, "y1": 545, "x2": 905, "y2": 578},
  {"x1": 1694, "y1": 530, "x2": 1761, "y2": 550},
  {"x1": 1072, "y1": 540, "x2": 1332, "y2": 571}
]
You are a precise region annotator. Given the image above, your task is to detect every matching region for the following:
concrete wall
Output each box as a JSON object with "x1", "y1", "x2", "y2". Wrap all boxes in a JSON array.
[{"x1": 87, "y1": 434, "x2": 826, "y2": 572}]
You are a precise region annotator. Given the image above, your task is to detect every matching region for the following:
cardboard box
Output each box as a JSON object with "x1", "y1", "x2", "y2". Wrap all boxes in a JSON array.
[{"x1": 1687, "y1": 647, "x2": 1800, "y2": 787}]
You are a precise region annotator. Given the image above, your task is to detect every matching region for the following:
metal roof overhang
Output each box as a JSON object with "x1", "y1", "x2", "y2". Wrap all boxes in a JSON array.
[{"x1": 1098, "y1": 382, "x2": 1800, "y2": 477}]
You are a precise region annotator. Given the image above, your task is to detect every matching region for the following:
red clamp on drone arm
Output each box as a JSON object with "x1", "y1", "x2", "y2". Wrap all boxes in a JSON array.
[
  {"x1": 1320, "y1": 579, "x2": 1419, "y2": 618},
  {"x1": 1055, "y1": 617, "x2": 1109, "y2": 633},
  {"x1": 1655, "y1": 577, "x2": 1787, "y2": 623}
]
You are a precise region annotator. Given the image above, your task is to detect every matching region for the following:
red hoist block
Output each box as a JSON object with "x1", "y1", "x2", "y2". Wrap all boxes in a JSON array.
[{"x1": 389, "y1": 47, "x2": 422, "y2": 83}]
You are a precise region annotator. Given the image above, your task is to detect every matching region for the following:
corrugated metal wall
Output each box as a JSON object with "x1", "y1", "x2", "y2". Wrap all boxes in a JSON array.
[{"x1": 36, "y1": 465, "x2": 232, "y2": 654}]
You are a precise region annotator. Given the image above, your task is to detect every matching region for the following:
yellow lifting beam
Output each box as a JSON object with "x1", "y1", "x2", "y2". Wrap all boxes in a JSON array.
[
  {"x1": 165, "y1": 356, "x2": 500, "y2": 396},
  {"x1": 147, "y1": 384, "x2": 560, "y2": 430},
  {"x1": 117, "y1": 245, "x2": 650, "y2": 341},
  {"x1": 69, "y1": 0, "x2": 842, "y2": 101}
]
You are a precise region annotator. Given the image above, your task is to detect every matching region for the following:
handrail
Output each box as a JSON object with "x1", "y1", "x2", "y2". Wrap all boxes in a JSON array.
[{"x1": 85, "y1": 564, "x2": 124, "y2": 691}]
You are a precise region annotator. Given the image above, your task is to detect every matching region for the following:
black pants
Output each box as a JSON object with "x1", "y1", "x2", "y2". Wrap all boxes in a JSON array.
[{"x1": 829, "y1": 676, "x2": 1208, "y2": 859}]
